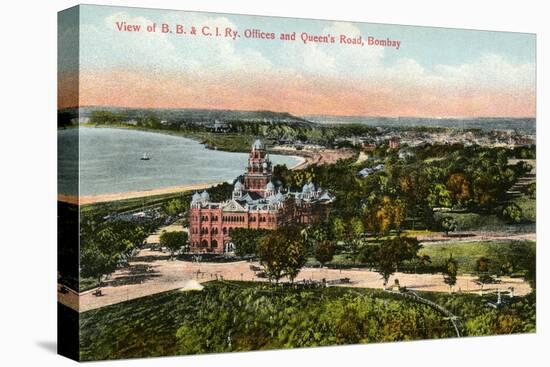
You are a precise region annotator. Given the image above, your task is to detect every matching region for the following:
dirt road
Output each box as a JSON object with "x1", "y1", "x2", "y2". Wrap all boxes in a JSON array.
[{"x1": 58, "y1": 248, "x2": 531, "y2": 313}]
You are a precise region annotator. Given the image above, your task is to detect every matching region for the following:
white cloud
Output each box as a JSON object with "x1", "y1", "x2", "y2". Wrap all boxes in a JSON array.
[{"x1": 80, "y1": 13, "x2": 534, "y2": 104}]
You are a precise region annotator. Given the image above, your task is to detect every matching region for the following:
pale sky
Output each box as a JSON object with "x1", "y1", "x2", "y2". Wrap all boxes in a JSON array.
[{"x1": 58, "y1": 5, "x2": 536, "y2": 117}]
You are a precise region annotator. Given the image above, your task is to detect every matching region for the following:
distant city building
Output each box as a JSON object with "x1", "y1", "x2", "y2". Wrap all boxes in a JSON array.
[
  {"x1": 188, "y1": 139, "x2": 334, "y2": 253},
  {"x1": 389, "y1": 136, "x2": 400, "y2": 149},
  {"x1": 212, "y1": 119, "x2": 230, "y2": 132}
]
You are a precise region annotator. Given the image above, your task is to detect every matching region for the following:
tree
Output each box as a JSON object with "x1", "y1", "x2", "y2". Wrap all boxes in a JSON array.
[
  {"x1": 79, "y1": 219, "x2": 147, "y2": 291},
  {"x1": 364, "y1": 196, "x2": 404, "y2": 237},
  {"x1": 162, "y1": 198, "x2": 184, "y2": 217},
  {"x1": 331, "y1": 217, "x2": 346, "y2": 241},
  {"x1": 443, "y1": 254, "x2": 458, "y2": 293},
  {"x1": 439, "y1": 216, "x2": 457, "y2": 236},
  {"x1": 301, "y1": 223, "x2": 331, "y2": 256},
  {"x1": 374, "y1": 236, "x2": 422, "y2": 288},
  {"x1": 358, "y1": 244, "x2": 379, "y2": 270},
  {"x1": 527, "y1": 182, "x2": 536, "y2": 199},
  {"x1": 314, "y1": 240, "x2": 335, "y2": 268},
  {"x1": 80, "y1": 242, "x2": 117, "y2": 289},
  {"x1": 502, "y1": 203, "x2": 522, "y2": 224},
  {"x1": 231, "y1": 228, "x2": 268, "y2": 257},
  {"x1": 159, "y1": 231, "x2": 188, "y2": 258},
  {"x1": 446, "y1": 173, "x2": 471, "y2": 207},
  {"x1": 90, "y1": 110, "x2": 123, "y2": 125},
  {"x1": 428, "y1": 183, "x2": 452, "y2": 208},
  {"x1": 258, "y1": 226, "x2": 307, "y2": 283},
  {"x1": 474, "y1": 257, "x2": 494, "y2": 293}
]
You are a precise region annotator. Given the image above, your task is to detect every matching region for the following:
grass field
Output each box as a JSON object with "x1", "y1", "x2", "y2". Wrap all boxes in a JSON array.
[
  {"x1": 79, "y1": 281, "x2": 535, "y2": 361},
  {"x1": 513, "y1": 195, "x2": 536, "y2": 222},
  {"x1": 416, "y1": 240, "x2": 536, "y2": 275}
]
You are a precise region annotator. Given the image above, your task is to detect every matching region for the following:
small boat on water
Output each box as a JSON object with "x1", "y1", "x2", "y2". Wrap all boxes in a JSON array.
[{"x1": 140, "y1": 152, "x2": 151, "y2": 160}]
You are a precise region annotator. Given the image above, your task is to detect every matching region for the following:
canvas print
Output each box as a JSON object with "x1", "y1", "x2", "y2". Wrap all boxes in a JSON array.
[{"x1": 57, "y1": 4, "x2": 536, "y2": 362}]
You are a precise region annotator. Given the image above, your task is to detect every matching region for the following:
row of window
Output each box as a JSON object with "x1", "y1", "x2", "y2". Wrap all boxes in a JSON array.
[
  {"x1": 190, "y1": 240, "x2": 218, "y2": 248},
  {"x1": 192, "y1": 215, "x2": 275, "y2": 223}
]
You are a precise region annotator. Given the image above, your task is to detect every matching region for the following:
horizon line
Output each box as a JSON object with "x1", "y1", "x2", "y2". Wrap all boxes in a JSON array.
[{"x1": 58, "y1": 105, "x2": 536, "y2": 120}]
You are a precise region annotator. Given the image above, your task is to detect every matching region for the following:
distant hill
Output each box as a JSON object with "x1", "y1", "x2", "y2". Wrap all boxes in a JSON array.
[
  {"x1": 67, "y1": 106, "x2": 315, "y2": 127},
  {"x1": 304, "y1": 114, "x2": 536, "y2": 135}
]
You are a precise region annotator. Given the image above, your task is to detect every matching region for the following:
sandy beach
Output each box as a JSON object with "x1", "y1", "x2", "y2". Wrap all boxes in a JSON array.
[
  {"x1": 60, "y1": 182, "x2": 222, "y2": 205},
  {"x1": 271, "y1": 146, "x2": 355, "y2": 169}
]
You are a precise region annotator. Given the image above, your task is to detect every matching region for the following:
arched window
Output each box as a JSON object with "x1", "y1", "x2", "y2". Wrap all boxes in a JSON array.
[
  {"x1": 223, "y1": 227, "x2": 227, "y2": 235},
  {"x1": 211, "y1": 240, "x2": 218, "y2": 248},
  {"x1": 201, "y1": 239, "x2": 208, "y2": 248}
]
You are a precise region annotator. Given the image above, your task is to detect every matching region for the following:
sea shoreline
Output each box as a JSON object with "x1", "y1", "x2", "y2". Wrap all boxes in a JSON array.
[
  {"x1": 59, "y1": 155, "x2": 308, "y2": 205},
  {"x1": 60, "y1": 182, "x2": 222, "y2": 205}
]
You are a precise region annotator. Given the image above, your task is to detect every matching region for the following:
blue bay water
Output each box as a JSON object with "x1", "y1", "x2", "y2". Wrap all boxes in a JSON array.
[{"x1": 58, "y1": 127, "x2": 301, "y2": 196}]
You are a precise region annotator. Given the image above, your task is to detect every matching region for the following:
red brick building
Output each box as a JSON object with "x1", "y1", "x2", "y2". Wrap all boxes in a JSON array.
[{"x1": 188, "y1": 139, "x2": 334, "y2": 253}]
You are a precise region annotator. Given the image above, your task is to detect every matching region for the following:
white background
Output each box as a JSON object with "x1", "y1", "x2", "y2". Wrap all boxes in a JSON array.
[{"x1": 0, "y1": 0, "x2": 547, "y2": 366}]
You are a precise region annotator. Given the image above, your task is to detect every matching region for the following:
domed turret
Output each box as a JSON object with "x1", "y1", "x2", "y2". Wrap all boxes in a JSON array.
[
  {"x1": 192, "y1": 192, "x2": 201, "y2": 202},
  {"x1": 266, "y1": 181, "x2": 275, "y2": 196},
  {"x1": 233, "y1": 181, "x2": 243, "y2": 199},
  {"x1": 252, "y1": 139, "x2": 265, "y2": 150},
  {"x1": 302, "y1": 183, "x2": 311, "y2": 193},
  {"x1": 200, "y1": 190, "x2": 210, "y2": 202}
]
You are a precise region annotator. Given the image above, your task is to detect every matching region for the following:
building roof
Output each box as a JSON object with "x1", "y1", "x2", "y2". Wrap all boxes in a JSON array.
[{"x1": 252, "y1": 139, "x2": 265, "y2": 150}]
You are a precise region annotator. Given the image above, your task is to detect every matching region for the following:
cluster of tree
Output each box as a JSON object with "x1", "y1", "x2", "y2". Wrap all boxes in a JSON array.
[
  {"x1": 80, "y1": 218, "x2": 148, "y2": 288},
  {"x1": 90, "y1": 110, "x2": 163, "y2": 128},
  {"x1": 258, "y1": 226, "x2": 307, "y2": 283},
  {"x1": 363, "y1": 196, "x2": 405, "y2": 236},
  {"x1": 355, "y1": 236, "x2": 424, "y2": 287},
  {"x1": 159, "y1": 230, "x2": 188, "y2": 258},
  {"x1": 231, "y1": 228, "x2": 270, "y2": 257},
  {"x1": 169, "y1": 283, "x2": 535, "y2": 356},
  {"x1": 174, "y1": 284, "x2": 455, "y2": 354},
  {"x1": 273, "y1": 144, "x2": 528, "y2": 242},
  {"x1": 89, "y1": 110, "x2": 124, "y2": 125}
]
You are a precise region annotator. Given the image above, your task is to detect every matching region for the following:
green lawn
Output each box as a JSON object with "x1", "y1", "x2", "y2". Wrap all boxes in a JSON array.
[
  {"x1": 79, "y1": 281, "x2": 535, "y2": 361},
  {"x1": 416, "y1": 240, "x2": 536, "y2": 275},
  {"x1": 513, "y1": 195, "x2": 536, "y2": 222}
]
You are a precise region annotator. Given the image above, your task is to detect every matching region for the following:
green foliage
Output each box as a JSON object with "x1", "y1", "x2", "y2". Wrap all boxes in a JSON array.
[
  {"x1": 161, "y1": 198, "x2": 186, "y2": 217},
  {"x1": 172, "y1": 284, "x2": 454, "y2": 354},
  {"x1": 374, "y1": 236, "x2": 422, "y2": 287},
  {"x1": 364, "y1": 196, "x2": 405, "y2": 236},
  {"x1": 443, "y1": 254, "x2": 458, "y2": 292},
  {"x1": 439, "y1": 216, "x2": 457, "y2": 235},
  {"x1": 474, "y1": 257, "x2": 495, "y2": 287},
  {"x1": 446, "y1": 172, "x2": 472, "y2": 207},
  {"x1": 258, "y1": 226, "x2": 307, "y2": 282},
  {"x1": 159, "y1": 231, "x2": 188, "y2": 256},
  {"x1": 428, "y1": 183, "x2": 452, "y2": 208},
  {"x1": 231, "y1": 228, "x2": 269, "y2": 257},
  {"x1": 90, "y1": 110, "x2": 124, "y2": 125},
  {"x1": 80, "y1": 219, "x2": 147, "y2": 287},
  {"x1": 78, "y1": 283, "x2": 536, "y2": 360},
  {"x1": 502, "y1": 203, "x2": 523, "y2": 224},
  {"x1": 416, "y1": 240, "x2": 535, "y2": 278},
  {"x1": 527, "y1": 182, "x2": 536, "y2": 199},
  {"x1": 314, "y1": 240, "x2": 336, "y2": 267}
]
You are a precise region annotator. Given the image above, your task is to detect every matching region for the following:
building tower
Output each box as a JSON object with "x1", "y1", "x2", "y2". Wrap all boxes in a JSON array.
[{"x1": 243, "y1": 139, "x2": 272, "y2": 197}]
